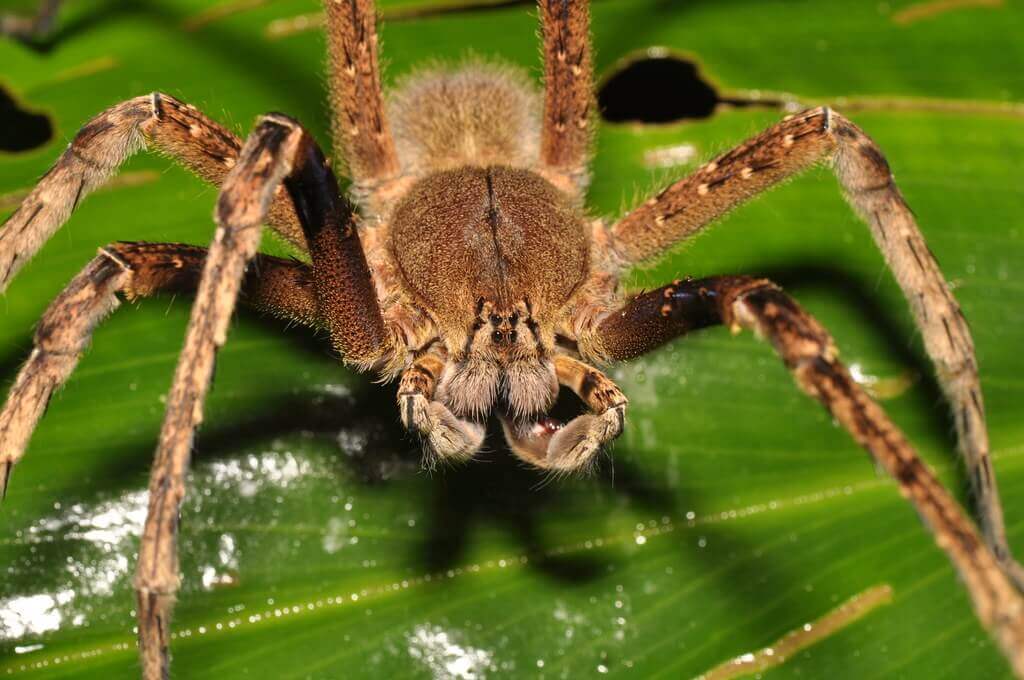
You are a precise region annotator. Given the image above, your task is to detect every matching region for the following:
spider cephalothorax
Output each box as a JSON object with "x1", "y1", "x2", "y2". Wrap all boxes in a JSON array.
[
  {"x1": 2, "y1": 1, "x2": 1024, "y2": 678},
  {"x1": 387, "y1": 162, "x2": 600, "y2": 464}
]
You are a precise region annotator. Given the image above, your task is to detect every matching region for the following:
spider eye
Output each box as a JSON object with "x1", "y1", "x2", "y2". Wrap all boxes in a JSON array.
[
  {"x1": 509, "y1": 330, "x2": 518, "y2": 343},
  {"x1": 492, "y1": 330, "x2": 503, "y2": 343}
]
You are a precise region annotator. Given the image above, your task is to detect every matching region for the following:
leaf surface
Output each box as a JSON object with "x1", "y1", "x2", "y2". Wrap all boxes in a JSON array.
[{"x1": 1, "y1": 0, "x2": 1022, "y2": 677}]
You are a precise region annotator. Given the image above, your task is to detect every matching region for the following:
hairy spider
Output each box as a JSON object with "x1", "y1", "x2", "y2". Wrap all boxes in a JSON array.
[{"x1": 1, "y1": 1, "x2": 1023, "y2": 677}]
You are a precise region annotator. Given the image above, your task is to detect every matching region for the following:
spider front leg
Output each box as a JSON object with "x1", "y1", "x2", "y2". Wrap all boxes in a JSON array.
[
  {"x1": 133, "y1": 115, "x2": 310, "y2": 679},
  {"x1": 132, "y1": 115, "x2": 396, "y2": 678},
  {"x1": 587, "y1": 276, "x2": 1024, "y2": 675},
  {"x1": 501, "y1": 356, "x2": 627, "y2": 473},
  {"x1": 0, "y1": 92, "x2": 306, "y2": 293},
  {"x1": 398, "y1": 352, "x2": 486, "y2": 466},
  {"x1": 608, "y1": 106, "x2": 1022, "y2": 587}
]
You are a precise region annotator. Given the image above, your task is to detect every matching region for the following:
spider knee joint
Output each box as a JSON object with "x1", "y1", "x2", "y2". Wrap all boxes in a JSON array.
[
  {"x1": 149, "y1": 92, "x2": 165, "y2": 119},
  {"x1": 97, "y1": 246, "x2": 133, "y2": 272},
  {"x1": 820, "y1": 105, "x2": 833, "y2": 132},
  {"x1": 257, "y1": 112, "x2": 302, "y2": 131}
]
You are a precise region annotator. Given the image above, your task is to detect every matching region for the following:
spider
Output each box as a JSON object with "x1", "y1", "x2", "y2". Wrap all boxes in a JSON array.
[{"x1": 2, "y1": 0, "x2": 1024, "y2": 677}]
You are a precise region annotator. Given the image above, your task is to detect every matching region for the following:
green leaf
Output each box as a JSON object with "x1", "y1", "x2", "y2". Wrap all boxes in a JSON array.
[{"x1": 1, "y1": 0, "x2": 1022, "y2": 677}]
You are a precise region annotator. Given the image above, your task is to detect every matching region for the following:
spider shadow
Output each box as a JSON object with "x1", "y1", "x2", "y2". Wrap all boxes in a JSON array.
[
  {"x1": 414, "y1": 422, "x2": 670, "y2": 584},
  {"x1": 7, "y1": 0, "x2": 119, "y2": 53},
  {"x1": 757, "y1": 259, "x2": 964, "y2": 474},
  {"x1": 149, "y1": 318, "x2": 674, "y2": 586},
  {"x1": 177, "y1": 330, "x2": 825, "y2": 644},
  {"x1": 184, "y1": 313, "x2": 846, "y2": 637},
  {"x1": 4, "y1": 0, "x2": 165, "y2": 54},
  {"x1": 0, "y1": 314, "x2": 659, "y2": 590},
  {"x1": 0, "y1": 302, "x2": 868, "y2": 654}
]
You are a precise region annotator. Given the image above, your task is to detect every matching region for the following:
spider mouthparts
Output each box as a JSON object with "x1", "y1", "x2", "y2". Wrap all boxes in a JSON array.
[{"x1": 533, "y1": 417, "x2": 565, "y2": 436}]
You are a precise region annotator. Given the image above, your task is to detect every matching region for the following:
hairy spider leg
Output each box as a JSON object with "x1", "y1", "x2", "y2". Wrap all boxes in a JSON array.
[
  {"x1": 538, "y1": 0, "x2": 594, "y2": 198},
  {"x1": 605, "y1": 106, "x2": 1023, "y2": 589},
  {"x1": 0, "y1": 92, "x2": 308, "y2": 294},
  {"x1": 133, "y1": 115, "x2": 306, "y2": 679},
  {"x1": 592, "y1": 275, "x2": 1024, "y2": 676},
  {"x1": 323, "y1": 0, "x2": 400, "y2": 197}
]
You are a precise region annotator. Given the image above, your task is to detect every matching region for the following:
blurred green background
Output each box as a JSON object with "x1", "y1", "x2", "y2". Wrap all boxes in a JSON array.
[{"x1": 1, "y1": 0, "x2": 1023, "y2": 677}]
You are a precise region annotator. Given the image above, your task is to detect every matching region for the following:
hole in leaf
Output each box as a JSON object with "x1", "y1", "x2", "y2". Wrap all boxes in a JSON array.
[
  {"x1": 599, "y1": 53, "x2": 719, "y2": 123},
  {"x1": 598, "y1": 51, "x2": 786, "y2": 124},
  {"x1": 0, "y1": 85, "x2": 53, "y2": 152}
]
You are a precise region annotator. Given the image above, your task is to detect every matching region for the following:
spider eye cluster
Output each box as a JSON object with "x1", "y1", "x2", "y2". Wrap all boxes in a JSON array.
[
  {"x1": 491, "y1": 329, "x2": 518, "y2": 343},
  {"x1": 489, "y1": 311, "x2": 520, "y2": 345}
]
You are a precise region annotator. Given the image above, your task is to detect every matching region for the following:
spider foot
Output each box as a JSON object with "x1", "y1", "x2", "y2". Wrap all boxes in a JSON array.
[
  {"x1": 400, "y1": 393, "x2": 485, "y2": 467},
  {"x1": 500, "y1": 404, "x2": 625, "y2": 473}
]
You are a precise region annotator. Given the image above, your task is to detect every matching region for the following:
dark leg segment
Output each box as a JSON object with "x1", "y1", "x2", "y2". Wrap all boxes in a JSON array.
[
  {"x1": 589, "y1": 276, "x2": 1024, "y2": 675},
  {"x1": 111, "y1": 242, "x2": 319, "y2": 327},
  {"x1": 284, "y1": 134, "x2": 394, "y2": 367},
  {"x1": 538, "y1": 0, "x2": 594, "y2": 196},
  {"x1": 609, "y1": 107, "x2": 1019, "y2": 589},
  {"x1": 591, "y1": 278, "x2": 720, "y2": 362},
  {"x1": 0, "y1": 93, "x2": 306, "y2": 294}
]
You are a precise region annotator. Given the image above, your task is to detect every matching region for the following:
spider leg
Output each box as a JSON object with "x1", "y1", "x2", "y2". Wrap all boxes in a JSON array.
[
  {"x1": 537, "y1": 0, "x2": 594, "y2": 198},
  {"x1": 398, "y1": 352, "x2": 486, "y2": 466},
  {"x1": 501, "y1": 356, "x2": 626, "y2": 472},
  {"x1": 130, "y1": 114, "x2": 397, "y2": 677},
  {"x1": 587, "y1": 276, "x2": 1024, "y2": 675},
  {"x1": 110, "y1": 241, "x2": 320, "y2": 328},
  {"x1": 0, "y1": 0, "x2": 60, "y2": 41},
  {"x1": 0, "y1": 243, "x2": 318, "y2": 499},
  {"x1": 0, "y1": 93, "x2": 307, "y2": 293},
  {"x1": 322, "y1": 0, "x2": 400, "y2": 198},
  {"x1": 0, "y1": 252, "x2": 128, "y2": 498},
  {"x1": 132, "y1": 115, "x2": 307, "y2": 679},
  {"x1": 607, "y1": 107, "x2": 1022, "y2": 589},
  {"x1": 283, "y1": 128, "x2": 396, "y2": 368}
]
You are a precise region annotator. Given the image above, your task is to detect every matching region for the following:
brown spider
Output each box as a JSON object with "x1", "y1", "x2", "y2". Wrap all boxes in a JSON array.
[{"x1": 2, "y1": 1, "x2": 1024, "y2": 677}]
